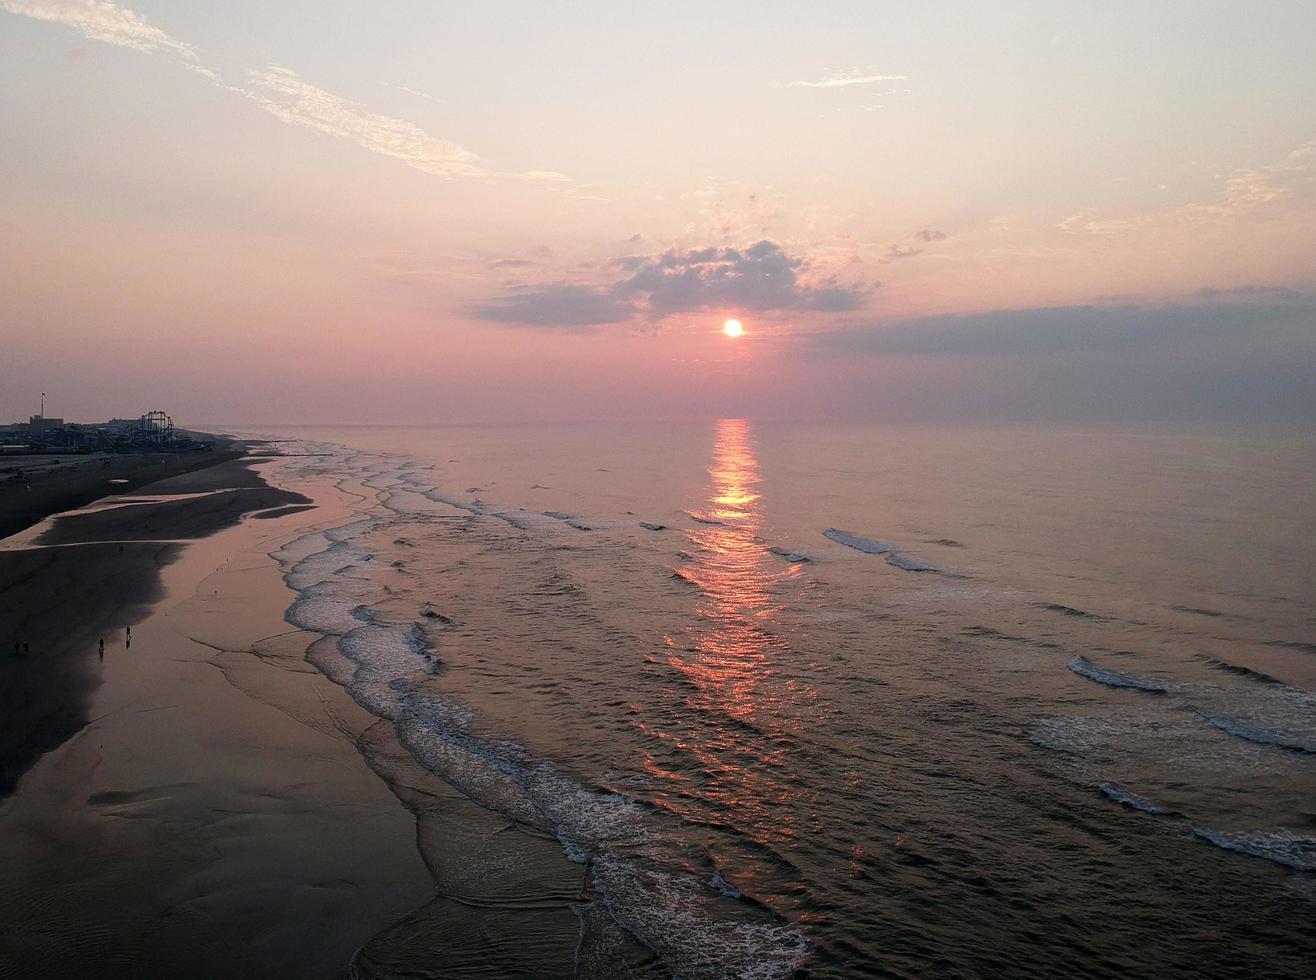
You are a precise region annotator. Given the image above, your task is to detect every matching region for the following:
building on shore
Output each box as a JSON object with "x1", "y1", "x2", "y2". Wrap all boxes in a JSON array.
[
  {"x1": 26, "y1": 415, "x2": 64, "y2": 433},
  {"x1": 0, "y1": 410, "x2": 212, "y2": 454}
]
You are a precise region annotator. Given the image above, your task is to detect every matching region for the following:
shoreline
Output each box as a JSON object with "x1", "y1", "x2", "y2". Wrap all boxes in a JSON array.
[
  {"x1": 0, "y1": 452, "x2": 437, "y2": 977},
  {"x1": 1, "y1": 440, "x2": 644, "y2": 977},
  {"x1": 0, "y1": 436, "x2": 251, "y2": 543},
  {"x1": 0, "y1": 445, "x2": 308, "y2": 795}
]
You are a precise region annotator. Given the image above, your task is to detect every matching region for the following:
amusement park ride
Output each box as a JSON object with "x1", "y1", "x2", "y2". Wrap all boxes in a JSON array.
[{"x1": 0, "y1": 408, "x2": 212, "y2": 454}]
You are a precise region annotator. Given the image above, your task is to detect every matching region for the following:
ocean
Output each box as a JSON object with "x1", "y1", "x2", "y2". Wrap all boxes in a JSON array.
[{"x1": 257, "y1": 420, "x2": 1316, "y2": 977}]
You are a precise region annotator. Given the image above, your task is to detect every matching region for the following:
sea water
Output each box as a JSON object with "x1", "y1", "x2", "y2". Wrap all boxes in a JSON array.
[{"x1": 259, "y1": 420, "x2": 1316, "y2": 977}]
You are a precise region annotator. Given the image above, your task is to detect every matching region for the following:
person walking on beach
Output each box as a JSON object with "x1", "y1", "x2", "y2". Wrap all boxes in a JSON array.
[
  {"x1": 126, "y1": 625, "x2": 131, "y2": 648},
  {"x1": 98, "y1": 638, "x2": 105, "y2": 659}
]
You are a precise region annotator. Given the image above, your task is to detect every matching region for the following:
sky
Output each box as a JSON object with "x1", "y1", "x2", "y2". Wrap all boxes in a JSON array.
[{"x1": 1, "y1": 0, "x2": 1314, "y2": 426}]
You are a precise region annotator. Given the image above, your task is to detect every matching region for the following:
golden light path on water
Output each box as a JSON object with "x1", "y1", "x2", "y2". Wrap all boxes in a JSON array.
[{"x1": 653, "y1": 419, "x2": 817, "y2": 852}]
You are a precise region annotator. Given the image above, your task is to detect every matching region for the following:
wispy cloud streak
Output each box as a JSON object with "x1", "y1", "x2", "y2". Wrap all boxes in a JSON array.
[
  {"x1": 789, "y1": 70, "x2": 908, "y2": 89},
  {"x1": 240, "y1": 67, "x2": 486, "y2": 178},
  {"x1": 1, "y1": 0, "x2": 195, "y2": 58},
  {"x1": 3, "y1": 0, "x2": 565, "y2": 182}
]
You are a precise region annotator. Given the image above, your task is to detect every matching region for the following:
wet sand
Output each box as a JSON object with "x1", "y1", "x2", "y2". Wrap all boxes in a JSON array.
[
  {"x1": 0, "y1": 446, "x2": 247, "y2": 542},
  {"x1": 0, "y1": 451, "x2": 612, "y2": 978},
  {"x1": 0, "y1": 454, "x2": 309, "y2": 794},
  {"x1": 0, "y1": 457, "x2": 434, "y2": 977}
]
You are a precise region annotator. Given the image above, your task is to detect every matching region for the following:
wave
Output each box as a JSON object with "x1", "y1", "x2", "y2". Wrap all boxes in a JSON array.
[
  {"x1": 709, "y1": 872, "x2": 742, "y2": 899},
  {"x1": 1263, "y1": 639, "x2": 1316, "y2": 656},
  {"x1": 337, "y1": 622, "x2": 439, "y2": 718},
  {"x1": 1194, "y1": 710, "x2": 1316, "y2": 755},
  {"x1": 591, "y1": 857, "x2": 810, "y2": 980},
  {"x1": 542, "y1": 510, "x2": 622, "y2": 532},
  {"x1": 767, "y1": 546, "x2": 809, "y2": 563},
  {"x1": 883, "y1": 553, "x2": 937, "y2": 573},
  {"x1": 823, "y1": 528, "x2": 896, "y2": 554},
  {"x1": 1171, "y1": 604, "x2": 1225, "y2": 618},
  {"x1": 639, "y1": 522, "x2": 667, "y2": 531},
  {"x1": 1098, "y1": 782, "x2": 1171, "y2": 815},
  {"x1": 391, "y1": 692, "x2": 811, "y2": 978},
  {"x1": 823, "y1": 528, "x2": 944, "y2": 574},
  {"x1": 418, "y1": 602, "x2": 453, "y2": 625},
  {"x1": 1040, "y1": 602, "x2": 1103, "y2": 620},
  {"x1": 1067, "y1": 657, "x2": 1171, "y2": 693},
  {"x1": 272, "y1": 448, "x2": 848, "y2": 974},
  {"x1": 1193, "y1": 827, "x2": 1316, "y2": 872},
  {"x1": 286, "y1": 585, "x2": 368, "y2": 637},
  {"x1": 685, "y1": 511, "x2": 724, "y2": 526},
  {"x1": 1192, "y1": 654, "x2": 1281, "y2": 685},
  {"x1": 350, "y1": 604, "x2": 378, "y2": 623}
]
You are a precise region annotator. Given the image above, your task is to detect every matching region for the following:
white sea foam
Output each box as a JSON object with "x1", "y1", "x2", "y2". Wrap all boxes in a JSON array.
[
  {"x1": 592, "y1": 857, "x2": 811, "y2": 980},
  {"x1": 1193, "y1": 827, "x2": 1316, "y2": 872},
  {"x1": 286, "y1": 586, "x2": 365, "y2": 636}
]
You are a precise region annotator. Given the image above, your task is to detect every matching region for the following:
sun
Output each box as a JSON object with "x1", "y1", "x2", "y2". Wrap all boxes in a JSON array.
[{"x1": 722, "y1": 318, "x2": 745, "y2": 338}]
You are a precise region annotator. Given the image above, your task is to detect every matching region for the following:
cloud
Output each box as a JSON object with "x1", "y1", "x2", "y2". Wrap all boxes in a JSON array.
[
  {"x1": 238, "y1": 67, "x2": 487, "y2": 179},
  {"x1": 1, "y1": 0, "x2": 195, "y2": 59},
  {"x1": 886, "y1": 243, "x2": 921, "y2": 259},
  {"x1": 382, "y1": 82, "x2": 439, "y2": 102},
  {"x1": 1057, "y1": 140, "x2": 1316, "y2": 238},
  {"x1": 3, "y1": 0, "x2": 563, "y2": 182},
  {"x1": 468, "y1": 284, "x2": 633, "y2": 328},
  {"x1": 819, "y1": 297, "x2": 1315, "y2": 357},
  {"x1": 788, "y1": 70, "x2": 908, "y2": 89},
  {"x1": 1215, "y1": 140, "x2": 1316, "y2": 215},
  {"x1": 915, "y1": 228, "x2": 948, "y2": 242},
  {"x1": 1193, "y1": 284, "x2": 1306, "y2": 301},
  {"x1": 471, "y1": 240, "x2": 873, "y2": 327},
  {"x1": 619, "y1": 240, "x2": 869, "y2": 316}
]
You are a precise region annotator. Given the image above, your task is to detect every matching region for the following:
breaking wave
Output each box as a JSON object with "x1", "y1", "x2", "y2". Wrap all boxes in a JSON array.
[
  {"x1": 1194, "y1": 710, "x2": 1316, "y2": 755},
  {"x1": 1099, "y1": 782, "x2": 1171, "y2": 815},
  {"x1": 1067, "y1": 656, "x2": 1172, "y2": 693},
  {"x1": 823, "y1": 528, "x2": 943, "y2": 574},
  {"x1": 1193, "y1": 828, "x2": 1316, "y2": 872}
]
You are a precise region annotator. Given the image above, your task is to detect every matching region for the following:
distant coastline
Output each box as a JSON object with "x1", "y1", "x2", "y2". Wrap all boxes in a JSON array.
[{"x1": 0, "y1": 432, "x2": 237, "y2": 542}]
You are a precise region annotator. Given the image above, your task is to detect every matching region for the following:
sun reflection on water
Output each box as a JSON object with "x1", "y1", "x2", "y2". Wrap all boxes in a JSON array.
[{"x1": 651, "y1": 419, "x2": 816, "y2": 848}]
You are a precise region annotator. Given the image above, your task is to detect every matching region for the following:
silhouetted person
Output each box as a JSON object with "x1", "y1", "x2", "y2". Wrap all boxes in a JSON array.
[
  {"x1": 23, "y1": 643, "x2": 30, "y2": 656},
  {"x1": 99, "y1": 638, "x2": 105, "y2": 659},
  {"x1": 126, "y1": 625, "x2": 131, "y2": 649}
]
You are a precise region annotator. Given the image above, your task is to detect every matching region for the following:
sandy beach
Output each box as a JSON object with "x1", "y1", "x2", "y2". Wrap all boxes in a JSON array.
[
  {"x1": 0, "y1": 446, "x2": 623, "y2": 978},
  {"x1": 0, "y1": 446, "x2": 251, "y2": 542},
  {"x1": 0, "y1": 453, "x2": 439, "y2": 977}
]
